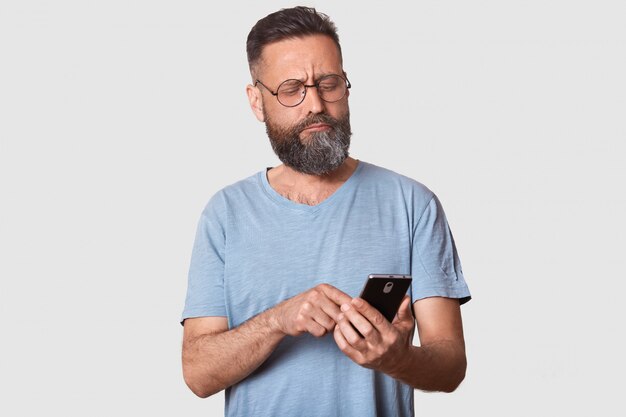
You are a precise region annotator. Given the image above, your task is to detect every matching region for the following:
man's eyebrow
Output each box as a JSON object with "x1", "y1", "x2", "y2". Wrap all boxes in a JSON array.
[
  {"x1": 276, "y1": 74, "x2": 306, "y2": 83},
  {"x1": 281, "y1": 71, "x2": 344, "y2": 83},
  {"x1": 314, "y1": 72, "x2": 336, "y2": 81},
  {"x1": 282, "y1": 72, "x2": 342, "y2": 83}
]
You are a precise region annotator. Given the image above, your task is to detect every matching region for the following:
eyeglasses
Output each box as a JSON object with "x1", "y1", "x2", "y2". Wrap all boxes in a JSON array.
[{"x1": 255, "y1": 74, "x2": 351, "y2": 107}]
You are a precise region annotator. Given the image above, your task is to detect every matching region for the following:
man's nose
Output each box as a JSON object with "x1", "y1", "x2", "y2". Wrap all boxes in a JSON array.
[{"x1": 303, "y1": 86, "x2": 325, "y2": 114}]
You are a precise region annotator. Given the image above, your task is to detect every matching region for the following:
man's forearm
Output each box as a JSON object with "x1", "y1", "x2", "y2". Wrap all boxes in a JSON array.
[
  {"x1": 387, "y1": 341, "x2": 467, "y2": 393},
  {"x1": 182, "y1": 309, "x2": 285, "y2": 398}
]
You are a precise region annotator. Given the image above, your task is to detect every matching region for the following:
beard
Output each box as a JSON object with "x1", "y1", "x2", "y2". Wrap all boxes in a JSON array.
[{"x1": 264, "y1": 110, "x2": 352, "y2": 176}]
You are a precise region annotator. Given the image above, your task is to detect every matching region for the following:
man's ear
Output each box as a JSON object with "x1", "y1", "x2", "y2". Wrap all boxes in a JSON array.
[{"x1": 246, "y1": 84, "x2": 265, "y2": 122}]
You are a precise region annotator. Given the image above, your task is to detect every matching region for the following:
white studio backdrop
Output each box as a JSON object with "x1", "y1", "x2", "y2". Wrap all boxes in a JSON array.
[{"x1": 1, "y1": 0, "x2": 624, "y2": 416}]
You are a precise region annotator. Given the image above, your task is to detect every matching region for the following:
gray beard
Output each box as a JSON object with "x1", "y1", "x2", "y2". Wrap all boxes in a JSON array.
[{"x1": 264, "y1": 112, "x2": 352, "y2": 176}]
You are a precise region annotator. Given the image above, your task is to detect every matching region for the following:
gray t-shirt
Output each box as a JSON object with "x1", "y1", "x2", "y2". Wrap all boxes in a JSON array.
[{"x1": 182, "y1": 160, "x2": 471, "y2": 417}]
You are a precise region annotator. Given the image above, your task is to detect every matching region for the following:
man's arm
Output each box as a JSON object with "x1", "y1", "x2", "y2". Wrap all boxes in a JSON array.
[
  {"x1": 333, "y1": 296, "x2": 467, "y2": 392},
  {"x1": 182, "y1": 313, "x2": 283, "y2": 398},
  {"x1": 390, "y1": 297, "x2": 466, "y2": 392},
  {"x1": 182, "y1": 284, "x2": 352, "y2": 398}
]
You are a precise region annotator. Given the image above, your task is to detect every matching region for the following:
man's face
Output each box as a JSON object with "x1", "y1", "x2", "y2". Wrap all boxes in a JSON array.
[{"x1": 251, "y1": 35, "x2": 352, "y2": 175}]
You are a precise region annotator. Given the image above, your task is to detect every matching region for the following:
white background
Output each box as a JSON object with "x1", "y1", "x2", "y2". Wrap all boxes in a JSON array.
[{"x1": 1, "y1": 1, "x2": 625, "y2": 415}]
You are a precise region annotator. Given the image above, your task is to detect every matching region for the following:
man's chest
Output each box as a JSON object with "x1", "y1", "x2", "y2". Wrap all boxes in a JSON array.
[{"x1": 221, "y1": 204, "x2": 413, "y2": 327}]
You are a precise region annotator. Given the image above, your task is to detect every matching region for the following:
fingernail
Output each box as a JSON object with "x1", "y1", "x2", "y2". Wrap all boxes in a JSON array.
[
  {"x1": 352, "y1": 298, "x2": 363, "y2": 308},
  {"x1": 337, "y1": 313, "x2": 344, "y2": 321},
  {"x1": 341, "y1": 304, "x2": 350, "y2": 312}
]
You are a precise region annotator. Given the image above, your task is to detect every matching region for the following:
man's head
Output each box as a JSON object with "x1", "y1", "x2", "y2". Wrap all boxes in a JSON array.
[
  {"x1": 245, "y1": 7, "x2": 352, "y2": 176},
  {"x1": 246, "y1": 6, "x2": 342, "y2": 80}
]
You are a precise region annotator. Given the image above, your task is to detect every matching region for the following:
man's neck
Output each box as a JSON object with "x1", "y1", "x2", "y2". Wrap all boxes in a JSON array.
[{"x1": 267, "y1": 157, "x2": 359, "y2": 205}]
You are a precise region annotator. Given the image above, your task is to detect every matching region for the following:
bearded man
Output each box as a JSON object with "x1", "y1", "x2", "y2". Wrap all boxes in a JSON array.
[{"x1": 181, "y1": 6, "x2": 471, "y2": 417}]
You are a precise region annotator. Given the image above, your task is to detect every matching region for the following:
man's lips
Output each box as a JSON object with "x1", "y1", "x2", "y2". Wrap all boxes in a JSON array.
[{"x1": 301, "y1": 123, "x2": 332, "y2": 132}]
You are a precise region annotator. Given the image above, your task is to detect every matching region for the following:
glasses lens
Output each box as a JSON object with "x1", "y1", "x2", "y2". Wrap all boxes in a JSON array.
[
  {"x1": 277, "y1": 80, "x2": 305, "y2": 107},
  {"x1": 317, "y1": 75, "x2": 346, "y2": 102}
]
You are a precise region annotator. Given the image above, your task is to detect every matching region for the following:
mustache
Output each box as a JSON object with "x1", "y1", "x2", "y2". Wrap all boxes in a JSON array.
[{"x1": 294, "y1": 114, "x2": 340, "y2": 132}]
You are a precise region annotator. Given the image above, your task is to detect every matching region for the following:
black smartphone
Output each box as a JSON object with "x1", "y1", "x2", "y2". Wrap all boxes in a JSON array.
[{"x1": 359, "y1": 274, "x2": 412, "y2": 322}]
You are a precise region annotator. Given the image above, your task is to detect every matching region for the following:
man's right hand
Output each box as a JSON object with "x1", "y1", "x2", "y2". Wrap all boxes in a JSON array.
[
  {"x1": 182, "y1": 283, "x2": 352, "y2": 397},
  {"x1": 271, "y1": 283, "x2": 352, "y2": 338}
]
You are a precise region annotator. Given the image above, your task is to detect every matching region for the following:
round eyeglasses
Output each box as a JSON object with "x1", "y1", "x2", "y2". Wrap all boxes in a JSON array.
[{"x1": 255, "y1": 74, "x2": 351, "y2": 107}]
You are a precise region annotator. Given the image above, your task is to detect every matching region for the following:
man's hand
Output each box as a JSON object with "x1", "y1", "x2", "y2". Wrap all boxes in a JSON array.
[
  {"x1": 333, "y1": 295, "x2": 415, "y2": 373},
  {"x1": 272, "y1": 283, "x2": 353, "y2": 338}
]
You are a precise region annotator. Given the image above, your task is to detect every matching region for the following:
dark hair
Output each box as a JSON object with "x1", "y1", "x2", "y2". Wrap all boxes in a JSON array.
[{"x1": 246, "y1": 6, "x2": 342, "y2": 76}]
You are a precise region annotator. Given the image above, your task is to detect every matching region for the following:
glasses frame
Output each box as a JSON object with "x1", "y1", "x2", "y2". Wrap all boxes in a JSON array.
[{"x1": 254, "y1": 73, "x2": 352, "y2": 108}]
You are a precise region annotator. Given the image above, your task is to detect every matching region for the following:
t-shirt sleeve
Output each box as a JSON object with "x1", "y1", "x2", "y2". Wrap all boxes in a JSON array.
[
  {"x1": 180, "y1": 193, "x2": 228, "y2": 325},
  {"x1": 410, "y1": 193, "x2": 471, "y2": 305}
]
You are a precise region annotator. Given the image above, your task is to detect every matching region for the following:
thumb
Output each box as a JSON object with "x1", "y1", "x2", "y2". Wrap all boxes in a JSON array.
[{"x1": 393, "y1": 296, "x2": 412, "y2": 324}]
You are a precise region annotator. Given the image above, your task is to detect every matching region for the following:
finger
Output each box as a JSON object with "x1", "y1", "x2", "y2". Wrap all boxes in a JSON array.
[
  {"x1": 336, "y1": 313, "x2": 365, "y2": 348},
  {"x1": 318, "y1": 283, "x2": 353, "y2": 308},
  {"x1": 314, "y1": 286, "x2": 352, "y2": 323},
  {"x1": 310, "y1": 305, "x2": 339, "y2": 332},
  {"x1": 297, "y1": 297, "x2": 338, "y2": 333},
  {"x1": 306, "y1": 319, "x2": 328, "y2": 338},
  {"x1": 333, "y1": 324, "x2": 361, "y2": 360},
  {"x1": 340, "y1": 303, "x2": 380, "y2": 343},
  {"x1": 350, "y1": 297, "x2": 391, "y2": 333},
  {"x1": 392, "y1": 296, "x2": 413, "y2": 324},
  {"x1": 294, "y1": 300, "x2": 333, "y2": 335},
  {"x1": 318, "y1": 296, "x2": 345, "y2": 323}
]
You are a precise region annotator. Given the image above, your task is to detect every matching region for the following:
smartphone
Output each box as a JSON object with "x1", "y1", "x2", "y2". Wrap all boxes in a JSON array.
[{"x1": 359, "y1": 274, "x2": 412, "y2": 322}]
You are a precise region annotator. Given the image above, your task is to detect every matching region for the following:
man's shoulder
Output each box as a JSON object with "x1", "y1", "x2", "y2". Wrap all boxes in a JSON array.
[
  {"x1": 359, "y1": 161, "x2": 434, "y2": 199},
  {"x1": 200, "y1": 169, "x2": 265, "y2": 215},
  {"x1": 220, "y1": 170, "x2": 264, "y2": 197}
]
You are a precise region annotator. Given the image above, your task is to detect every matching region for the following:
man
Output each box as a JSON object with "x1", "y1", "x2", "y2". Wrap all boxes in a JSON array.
[{"x1": 181, "y1": 6, "x2": 471, "y2": 417}]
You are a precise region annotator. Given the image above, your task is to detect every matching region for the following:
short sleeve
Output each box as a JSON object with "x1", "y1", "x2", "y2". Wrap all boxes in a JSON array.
[
  {"x1": 180, "y1": 193, "x2": 228, "y2": 324},
  {"x1": 410, "y1": 194, "x2": 471, "y2": 305}
]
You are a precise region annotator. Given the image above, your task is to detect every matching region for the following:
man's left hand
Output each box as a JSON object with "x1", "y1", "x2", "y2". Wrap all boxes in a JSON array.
[{"x1": 333, "y1": 295, "x2": 414, "y2": 374}]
